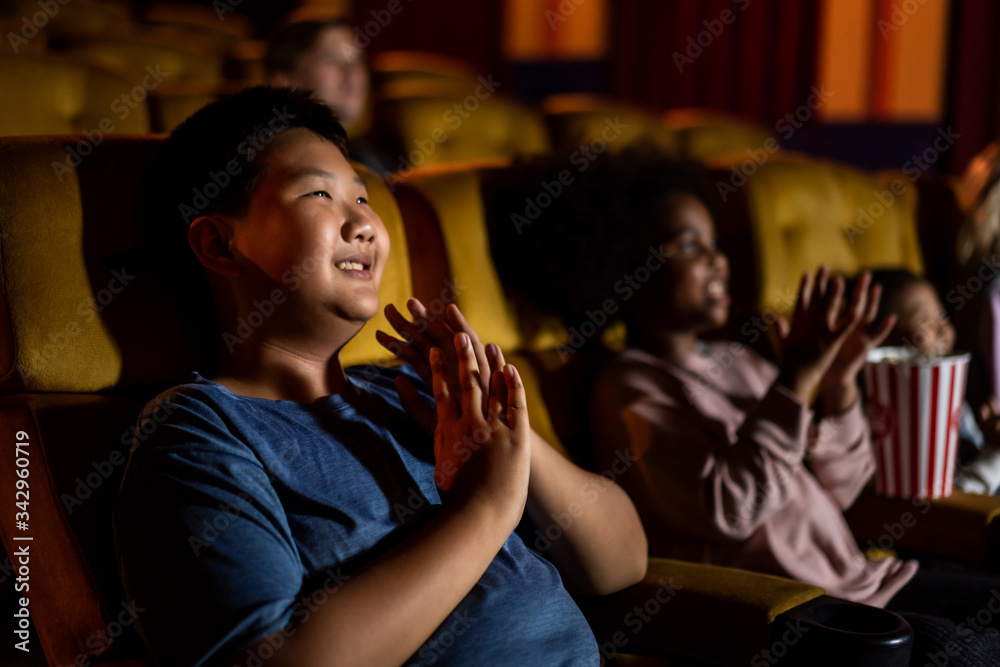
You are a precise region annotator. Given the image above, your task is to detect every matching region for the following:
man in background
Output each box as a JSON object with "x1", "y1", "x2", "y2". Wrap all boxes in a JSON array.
[{"x1": 266, "y1": 15, "x2": 393, "y2": 175}]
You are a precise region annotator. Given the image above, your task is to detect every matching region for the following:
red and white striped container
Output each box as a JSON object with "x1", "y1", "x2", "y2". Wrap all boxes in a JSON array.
[{"x1": 863, "y1": 347, "x2": 969, "y2": 499}]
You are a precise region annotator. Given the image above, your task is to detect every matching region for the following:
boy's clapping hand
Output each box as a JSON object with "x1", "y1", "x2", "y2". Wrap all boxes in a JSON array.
[
  {"x1": 378, "y1": 299, "x2": 492, "y2": 417},
  {"x1": 377, "y1": 300, "x2": 530, "y2": 494}
]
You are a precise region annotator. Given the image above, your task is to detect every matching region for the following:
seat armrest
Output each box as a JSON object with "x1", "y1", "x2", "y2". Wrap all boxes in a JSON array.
[
  {"x1": 575, "y1": 557, "x2": 824, "y2": 664},
  {"x1": 844, "y1": 487, "x2": 1000, "y2": 564}
]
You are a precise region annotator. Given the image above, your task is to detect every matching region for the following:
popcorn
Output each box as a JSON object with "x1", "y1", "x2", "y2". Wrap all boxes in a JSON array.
[{"x1": 864, "y1": 347, "x2": 970, "y2": 499}]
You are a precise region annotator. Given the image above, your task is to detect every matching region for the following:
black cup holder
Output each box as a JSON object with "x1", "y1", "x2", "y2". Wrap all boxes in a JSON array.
[
  {"x1": 806, "y1": 601, "x2": 906, "y2": 634},
  {"x1": 768, "y1": 595, "x2": 912, "y2": 666}
]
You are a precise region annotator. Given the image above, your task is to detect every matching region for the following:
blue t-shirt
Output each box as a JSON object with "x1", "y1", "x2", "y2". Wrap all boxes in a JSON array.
[{"x1": 113, "y1": 364, "x2": 598, "y2": 667}]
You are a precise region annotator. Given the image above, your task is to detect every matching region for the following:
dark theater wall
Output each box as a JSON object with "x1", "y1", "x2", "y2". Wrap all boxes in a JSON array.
[
  {"x1": 611, "y1": 0, "x2": 820, "y2": 126},
  {"x1": 353, "y1": 0, "x2": 506, "y2": 75}
]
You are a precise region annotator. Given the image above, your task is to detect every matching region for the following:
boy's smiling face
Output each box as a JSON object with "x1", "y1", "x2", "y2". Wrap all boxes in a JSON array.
[{"x1": 229, "y1": 127, "x2": 388, "y2": 328}]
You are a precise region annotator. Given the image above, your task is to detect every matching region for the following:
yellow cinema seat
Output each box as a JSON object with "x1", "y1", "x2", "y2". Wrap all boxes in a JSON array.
[
  {"x1": 370, "y1": 50, "x2": 484, "y2": 91},
  {"x1": 146, "y1": 80, "x2": 242, "y2": 133},
  {"x1": 142, "y1": 2, "x2": 254, "y2": 42},
  {"x1": 542, "y1": 93, "x2": 681, "y2": 156},
  {"x1": 704, "y1": 152, "x2": 1000, "y2": 566},
  {"x1": 57, "y1": 32, "x2": 224, "y2": 83},
  {"x1": 388, "y1": 162, "x2": 915, "y2": 665},
  {"x1": 18, "y1": 0, "x2": 133, "y2": 42},
  {"x1": 663, "y1": 108, "x2": 776, "y2": 162},
  {"x1": 0, "y1": 134, "x2": 408, "y2": 665},
  {"x1": 0, "y1": 52, "x2": 150, "y2": 135},
  {"x1": 709, "y1": 153, "x2": 924, "y2": 316},
  {"x1": 374, "y1": 83, "x2": 550, "y2": 168}
]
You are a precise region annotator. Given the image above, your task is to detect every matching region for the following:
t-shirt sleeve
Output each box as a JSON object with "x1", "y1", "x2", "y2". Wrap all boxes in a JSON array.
[{"x1": 113, "y1": 389, "x2": 304, "y2": 667}]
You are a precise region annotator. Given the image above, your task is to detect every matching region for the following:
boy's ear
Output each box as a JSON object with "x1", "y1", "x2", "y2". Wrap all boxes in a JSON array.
[{"x1": 188, "y1": 215, "x2": 241, "y2": 278}]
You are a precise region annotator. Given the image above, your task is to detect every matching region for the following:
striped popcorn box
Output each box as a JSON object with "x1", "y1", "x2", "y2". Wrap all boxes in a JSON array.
[{"x1": 863, "y1": 347, "x2": 970, "y2": 499}]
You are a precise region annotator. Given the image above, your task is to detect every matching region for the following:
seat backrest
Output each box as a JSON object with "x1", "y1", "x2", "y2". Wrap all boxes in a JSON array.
[
  {"x1": 0, "y1": 52, "x2": 150, "y2": 135},
  {"x1": 59, "y1": 34, "x2": 224, "y2": 82},
  {"x1": 394, "y1": 162, "x2": 599, "y2": 458},
  {"x1": 0, "y1": 135, "x2": 411, "y2": 395},
  {"x1": 143, "y1": 2, "x2": 254, "y2": 41},
  {"x1": 541, "y1": 93, "x2": 681, "y2": 156},
  {"x1": 0, "y1": 133, "x2": 412, "y2": 665},
  {"x1": 373, "y1": 86, "x2": 551, "y2": 168},
  {"x1": 370, "y1": 50, "x2": 483, "y2": 91},
  {"x1": 663, "y1": 108, "x2": 776, "y2": 162},
  {"x1": 708, "y1": 153, "x2": 924, "y2": 316}
]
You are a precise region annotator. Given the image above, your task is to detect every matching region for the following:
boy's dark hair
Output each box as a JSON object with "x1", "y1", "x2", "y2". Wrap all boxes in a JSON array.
[
  {"x1": 264, "y1": 19, "x2": 352, "y2": 78},
  {"x1": 486, "y1": 148, "x2": 713, "y2": 331},
  {"x1": 143, "y1": 86, "x2": 349, "y2": 372},
  {"x1": 150, "y1": 85, "x2": 349, "y2": 233}
]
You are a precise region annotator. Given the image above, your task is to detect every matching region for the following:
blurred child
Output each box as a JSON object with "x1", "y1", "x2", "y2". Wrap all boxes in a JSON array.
[
  {"x1": 113, "y1": 87, "x2": 646, "y2": 667},
  {"x1": 954, "y1": 142, "x2": 1000, "y2": 418},
  {"x1": 265, "y1": 15, "x2": 392, "y2": 175},
  {"x1": 865, "y1": 268, "x2": 1000, "y2": 495}
]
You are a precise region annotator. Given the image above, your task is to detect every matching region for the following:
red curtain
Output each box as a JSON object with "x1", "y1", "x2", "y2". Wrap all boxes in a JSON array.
[
  {"x1": 611, "y1": 0, "x2": 820, "y2": 125},
  {"x1": 945, "y1": 0, "x2": 1000, "y2": 174}
]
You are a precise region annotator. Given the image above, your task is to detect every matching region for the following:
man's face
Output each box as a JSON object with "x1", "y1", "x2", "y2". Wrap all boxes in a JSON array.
[
  {"x1": 230, "y1": 127, "x2": 388, "y2": 328},
  {"x1": 284, "y1": 26, "x2": 369, "y2": 129}
]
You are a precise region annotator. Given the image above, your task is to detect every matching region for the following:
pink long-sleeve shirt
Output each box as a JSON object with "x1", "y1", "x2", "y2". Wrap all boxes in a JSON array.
[{"x1": 591, "y1": 341, "x2": 918, "y2": 607}]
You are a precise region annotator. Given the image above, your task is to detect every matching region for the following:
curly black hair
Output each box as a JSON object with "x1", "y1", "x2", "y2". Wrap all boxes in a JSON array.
[{"x1": 485, "y1": 147, "x2": 713, "y2": 331}]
